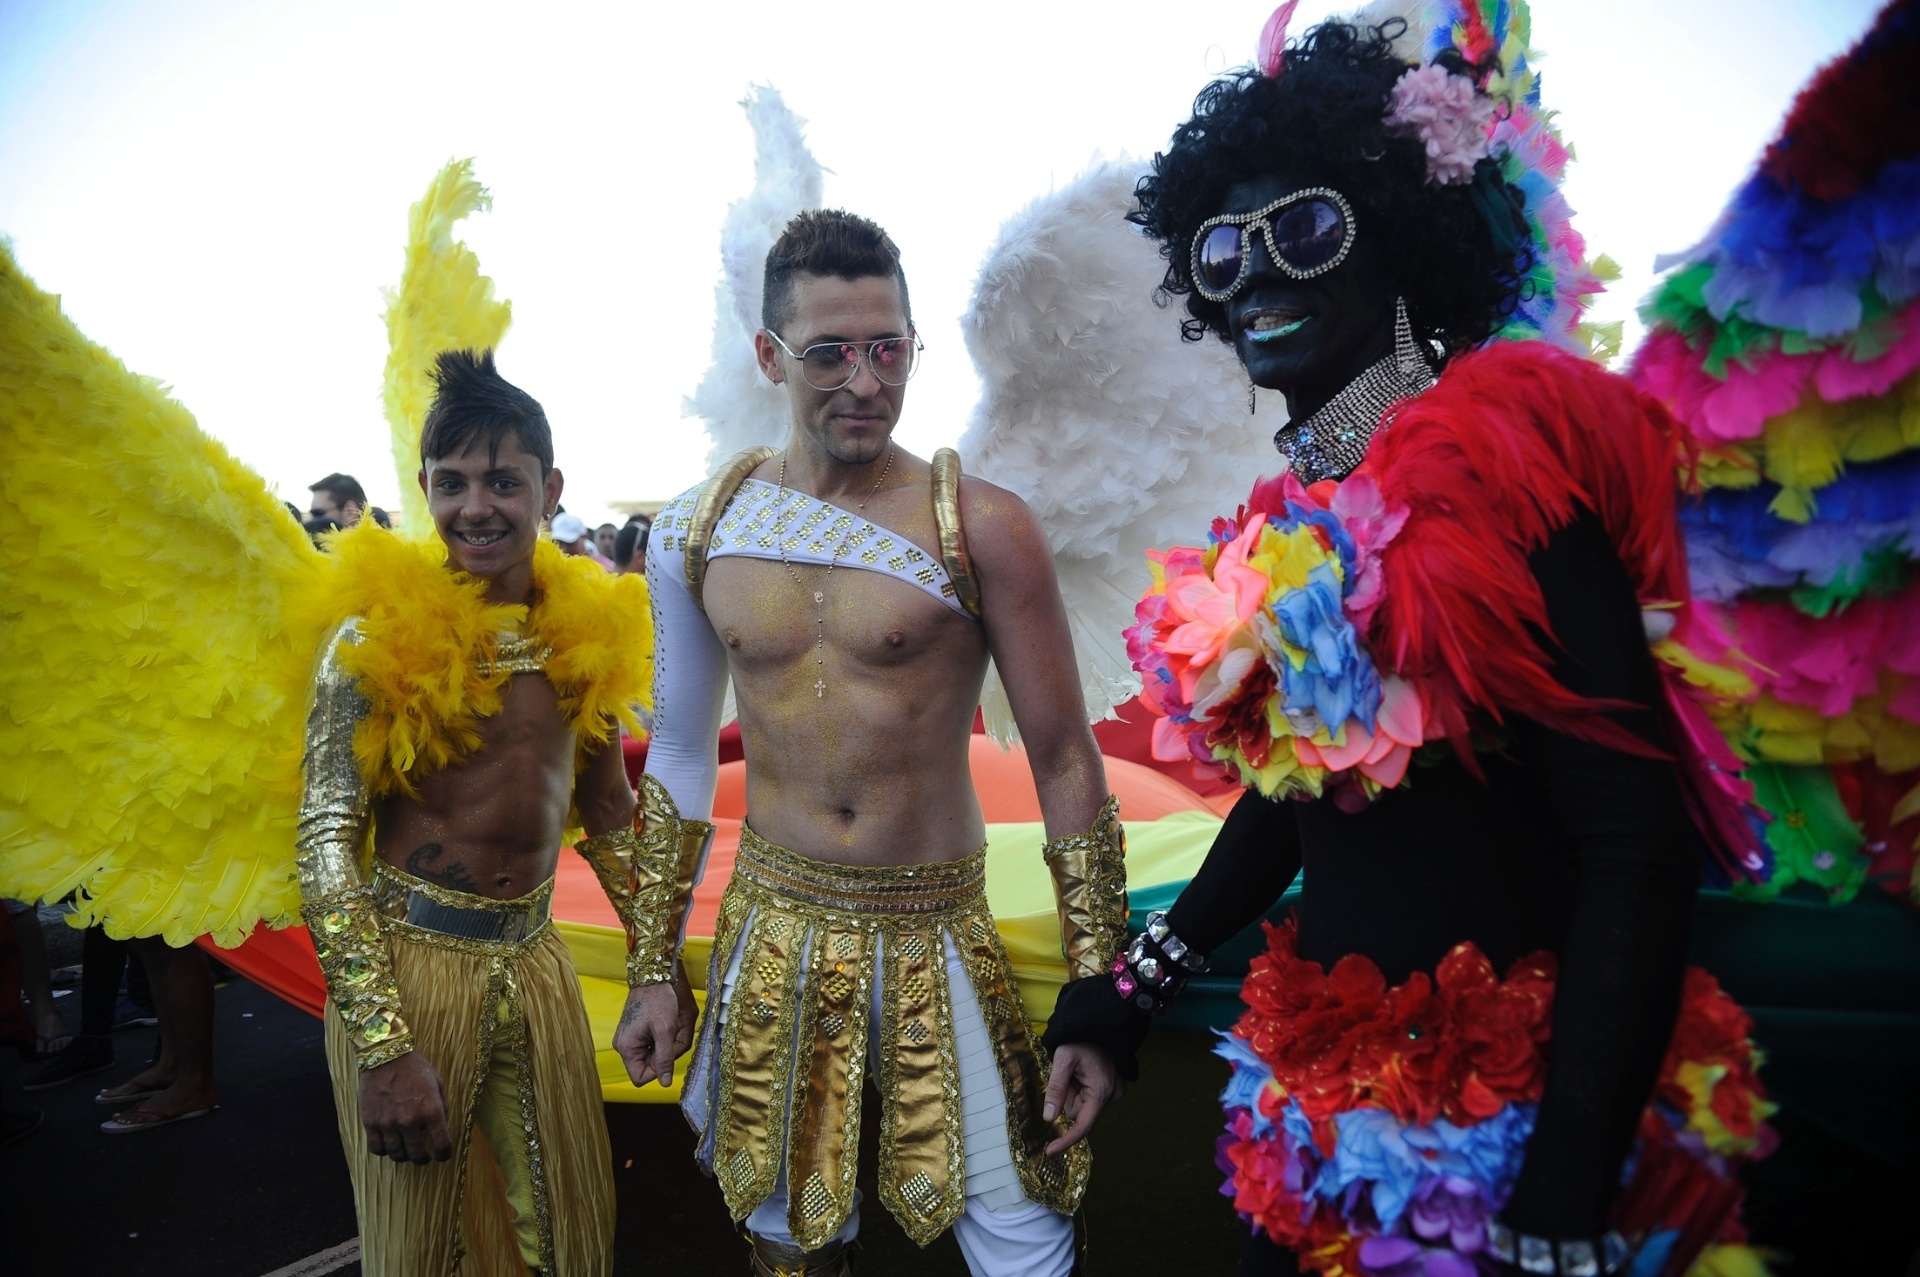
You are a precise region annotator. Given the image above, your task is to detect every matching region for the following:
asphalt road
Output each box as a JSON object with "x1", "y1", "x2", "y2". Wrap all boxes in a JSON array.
[{"x1": 5, "y1": 954, "x2": 1917, "y2": 1275}]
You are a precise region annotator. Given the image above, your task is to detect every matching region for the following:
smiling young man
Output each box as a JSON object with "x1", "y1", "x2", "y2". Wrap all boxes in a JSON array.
[
  {"x1": 621, "y1": 210, "x2": 1128, "y2": 1276},
  {"x1": 295, "y1": 350, "x2": 658, "y2": 1275}
]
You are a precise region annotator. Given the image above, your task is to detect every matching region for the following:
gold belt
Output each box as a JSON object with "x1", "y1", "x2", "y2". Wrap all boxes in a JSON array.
[
  {"x1": 733, "y1": 826, "x2": 987, "y2": 914},
  {"x1": 705, "y1": 830, "x2": 1088, "y2": 1251},
  {"x1": 371, "y1": 862, "x2": 553, "y2": 948}
]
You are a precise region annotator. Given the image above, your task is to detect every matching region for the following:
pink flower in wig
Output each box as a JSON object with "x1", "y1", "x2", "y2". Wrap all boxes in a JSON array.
[{"x1": 1385, "y1": 65, "x2": 1496, "y2": 187}]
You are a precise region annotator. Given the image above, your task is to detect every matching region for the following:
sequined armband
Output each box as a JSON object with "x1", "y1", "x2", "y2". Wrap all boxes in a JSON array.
[
  {"x1": 303, "y1": 889, "x2": 413, "y2": 1069},
  {"x1": 576, "y1": 774, "x2": 712, "y2": 987},
  {"x1": 1041, "y1": 795, "x2": 1129, "y2": 981},
  {"x1": 295, "y1": 621, "x2": 412, "y2": 1070}
]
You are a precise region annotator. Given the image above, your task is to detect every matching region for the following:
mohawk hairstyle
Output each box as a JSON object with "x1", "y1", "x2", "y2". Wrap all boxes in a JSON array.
[
  {"x1": 1131, "y1": 19, "x2": 1532, "y2": 360},
  {"x1": 762, "y1": 208, "x2": 911, "y2": 334},
  {"x1": 418, "y1": 349, "x2": 553, "y2": 472}
]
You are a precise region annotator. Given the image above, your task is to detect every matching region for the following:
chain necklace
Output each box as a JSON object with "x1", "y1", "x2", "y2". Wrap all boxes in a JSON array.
[
  {"x1": 1271, "y1": 297, "x2": 1438, "y2": 483},
  {"x1": 775, "y1": 445, "x2": 894, "y2": 699}
]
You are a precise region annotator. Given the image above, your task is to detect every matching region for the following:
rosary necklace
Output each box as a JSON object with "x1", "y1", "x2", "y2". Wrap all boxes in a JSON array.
[{"x1": 775, "y1": 446, "x2": 894, "y2": 699}]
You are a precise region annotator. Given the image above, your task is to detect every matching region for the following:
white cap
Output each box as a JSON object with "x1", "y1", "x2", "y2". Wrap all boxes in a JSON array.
[{"x1": 550, "y1": 512, "x2": 589, "y2": 542}]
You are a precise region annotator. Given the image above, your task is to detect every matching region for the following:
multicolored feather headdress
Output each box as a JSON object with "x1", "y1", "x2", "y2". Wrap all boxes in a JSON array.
[{"x1": 1256, "y1": 0, "x2": 1621, "y2": 357}]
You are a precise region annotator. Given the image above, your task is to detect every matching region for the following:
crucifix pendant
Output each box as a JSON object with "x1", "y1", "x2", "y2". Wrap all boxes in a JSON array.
[{"x1": 814, "y1": 678, "x2": 826, "y2": 698}]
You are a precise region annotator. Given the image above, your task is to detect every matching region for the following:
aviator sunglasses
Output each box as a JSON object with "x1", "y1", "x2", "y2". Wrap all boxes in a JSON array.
[
  {"x1": 1190, "y1": 187, "x2": 1357, "y2": 302},
  {"x1": 766, "y1": 330, "x2": 924, "y2": 392}
]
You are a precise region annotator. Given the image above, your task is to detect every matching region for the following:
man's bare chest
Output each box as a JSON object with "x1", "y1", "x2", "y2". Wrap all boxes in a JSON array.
[{"x1": 702, "y1": 556, "x2": 980, "y2": 673}]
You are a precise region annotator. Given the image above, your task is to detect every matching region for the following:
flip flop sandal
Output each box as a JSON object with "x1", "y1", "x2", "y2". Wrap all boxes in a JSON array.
[
  {"x1": 99, "y1": 1102, "x2": 218, "y2": 1134},
  {"x1": 94, "y1": 1082, "x2": 168, "y2": 1107},
  {"x1": 36, "y1": 1033, "x2": 74, "y2": 1058}
]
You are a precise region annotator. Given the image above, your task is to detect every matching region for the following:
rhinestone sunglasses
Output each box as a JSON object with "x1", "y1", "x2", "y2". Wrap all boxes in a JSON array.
[{"x1": 1190, "y1": 187, "x2": 1357, "y2": 302}]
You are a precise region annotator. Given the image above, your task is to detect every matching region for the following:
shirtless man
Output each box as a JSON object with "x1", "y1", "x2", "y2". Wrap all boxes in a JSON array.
[
  {"x1": 615, "y1": 211, "x2": 1128, "y2": 1277},
  {"x1": 296, "y1": 350, "x2": 662, "y2": 1275}
]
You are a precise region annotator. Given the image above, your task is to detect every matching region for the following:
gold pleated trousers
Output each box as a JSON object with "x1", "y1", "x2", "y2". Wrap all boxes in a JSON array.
[{"x1": 324, "y1": 871, "x2": 615, "y2": 1276}]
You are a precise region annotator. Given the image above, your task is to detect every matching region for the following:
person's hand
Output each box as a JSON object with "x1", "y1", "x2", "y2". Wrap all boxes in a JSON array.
[
  {"x1": 358, "y1": 1051, "x2": 453, "y2": 1165},
  {"x1": 614, "y1": 963, "x2": 692, "y2": 1088},
  {"x1": 1042, "y1": 1042, "x2": 1124, "y2": 1156}
]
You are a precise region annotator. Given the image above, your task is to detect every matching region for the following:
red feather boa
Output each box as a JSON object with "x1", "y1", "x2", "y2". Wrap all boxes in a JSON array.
[{"x1": 1366, "y1": 341, "x2": 1694, "y2": 761}]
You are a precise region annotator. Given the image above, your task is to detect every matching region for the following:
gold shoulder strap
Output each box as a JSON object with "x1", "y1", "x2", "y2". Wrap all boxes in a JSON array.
[
  {"x1": 931, "y1": 448, "x2": 982, "y2": 620},
  {"x1": 685, "y1": 445, "x2": 778, "y2": 609}
]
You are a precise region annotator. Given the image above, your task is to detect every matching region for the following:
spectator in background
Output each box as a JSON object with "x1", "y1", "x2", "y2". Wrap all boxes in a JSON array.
[
  {"x1": 307, "y1": 473, "x2": 367, "y2": 528},
  {"x1": 594, "y1": 522, "x2": 618, "y2": 561},
  {"x1": 3, "y1": 900, "x2": 69, "y2": 1056},
  {"x1": 612, "y1": 516, "x2": 650, "y2": 576},
  {"x1": 550, "y1": 512, "x2": 612, "y2": 569}
]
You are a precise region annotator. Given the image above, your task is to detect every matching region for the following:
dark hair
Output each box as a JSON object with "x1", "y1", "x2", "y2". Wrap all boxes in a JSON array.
[
  {"x1": 308, "y1": 472, "x2": 367, "y2": 508},
  {"x1": 762, "y1": 209, "x2": 911, "y2": 334},
  {"x1": 612, "y1": 520, "x2": 645, "y2": 570},
  {"x1": 368, "y1": 507, "x2": 392, "y2": 529},
  {"x1": 419, "y1": 349, "x2": 554, "y2": 472},
  {"x1": 1130, "y1": 20, "x2": 1532, "y2": 359}
]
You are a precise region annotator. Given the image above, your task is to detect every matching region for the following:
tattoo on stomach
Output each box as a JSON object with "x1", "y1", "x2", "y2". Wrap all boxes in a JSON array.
[{"x1": 404, "y1": 843, "x2": 479, "y2": 893}]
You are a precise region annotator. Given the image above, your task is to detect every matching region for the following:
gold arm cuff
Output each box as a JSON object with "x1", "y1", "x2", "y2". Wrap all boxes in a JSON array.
[
  {"x1": 686, "y1": 446, "x2": 779, "y2": 608},
  {"x1": 1041, "y1": 794, "x2": 1129, "y2": 980},
  {"x1": 302, "y1": 887, "x2": 413, "y2": 1070},
  {"x1": 930, "y1": 448, "x2": 981, "y2": 620},
  {"x1": 579, "y1": 774, "x2": 714, "y2": 986}
]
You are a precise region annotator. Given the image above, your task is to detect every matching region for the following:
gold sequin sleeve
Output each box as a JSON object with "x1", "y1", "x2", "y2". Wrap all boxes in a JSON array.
[
  {"x1": 296, "y1": 620, "x2": 413, "y2": 1071},
  {"x1": 1041, "y1": 794, "x2": 1130, "y2": 980},
  {"x1": 575, "y1": 773, "x2": 713, "y2": 987}
]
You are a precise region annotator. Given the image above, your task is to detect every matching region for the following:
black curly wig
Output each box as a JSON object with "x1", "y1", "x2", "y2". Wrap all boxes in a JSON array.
[{"x1": 1131, "y1": 19, "x2": 1532, "y2": 359}]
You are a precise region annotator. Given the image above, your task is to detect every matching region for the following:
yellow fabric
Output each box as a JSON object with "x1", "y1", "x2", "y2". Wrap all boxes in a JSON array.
[
  {"x1": 573, "y1": 810, "x2": 1225, "y2": 1103},
  {"x1": 1686, "y1": 1243, "x2": 1776, "y2": 1277},
  {"x1": 383, "y1": 159, "x2": 512, "y2": 537},
  {"x1": 326, "y1": 923, "x2": 614, "y2": 1276},
  {"x1": 473, "y1": 992, "x2": 542, "y2": 1270},
  {"x1": 0, "y1": 242, "x2": 329, "y2": 945}
]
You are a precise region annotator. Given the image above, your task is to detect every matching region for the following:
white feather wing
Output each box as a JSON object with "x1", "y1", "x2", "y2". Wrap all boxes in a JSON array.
[
  {"x1": 684, "y1": 84, "x2": 824, "y2": 470},
  {"x1": 959, "y1": 160, "x2": 1274, "y2": 742}
]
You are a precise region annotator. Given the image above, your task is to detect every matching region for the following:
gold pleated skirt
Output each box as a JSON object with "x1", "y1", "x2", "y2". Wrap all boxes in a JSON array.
[
  {"x1": 324, "y1": 869, "x2": 615, "y2": 1276},
  {"x1": 683, "y1": 828, "x2": 1091, "y2": 1251}
]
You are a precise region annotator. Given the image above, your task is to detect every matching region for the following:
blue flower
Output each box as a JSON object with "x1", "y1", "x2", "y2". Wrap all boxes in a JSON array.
[
  {"x1": 1214, "y1": 1032, "x2": 1279, "y2": 1140},
  {"x1": 1286, "y1": 502, "x2": 1360, "y2": 593},
  {"x1": 1304, "y1": 1103, "x2": 1539, "y2": 1235},
  {"x1": 1272, "y1": 562, "x2": 1383, "y2": 733}
]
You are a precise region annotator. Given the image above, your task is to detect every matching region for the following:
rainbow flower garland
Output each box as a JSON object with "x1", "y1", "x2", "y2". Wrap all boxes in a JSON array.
[
  {"x1": 1127, "y1": 473, "x2": 1424, "y2": 805},
  {"x1": 1217, "y1": 924, "x2": 1776, "y2": 1276}
]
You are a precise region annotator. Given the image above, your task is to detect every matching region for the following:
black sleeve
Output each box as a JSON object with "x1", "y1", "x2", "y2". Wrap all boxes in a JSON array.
[
  {"x1": 1041, "y1": 787, "x2": 1301, "y2": 1079},
  {"x1": 1165, "y1": 786, "x2": 1303, "y2": 955},
  {"x1": 1497, "y1": 512, "x2": 1699, "y2": 1240}
]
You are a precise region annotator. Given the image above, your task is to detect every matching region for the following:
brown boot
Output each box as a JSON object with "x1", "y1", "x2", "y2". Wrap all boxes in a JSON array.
[{"x1": 747, "y1": 1233, "x2": 852, "y2": 1276}]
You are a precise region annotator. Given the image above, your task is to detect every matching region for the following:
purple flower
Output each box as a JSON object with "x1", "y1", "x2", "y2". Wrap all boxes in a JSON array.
[
  {"x1": 1407, "y1": 1176, "x2": 1496, "y2": 1255},
  {"x1": 1357, "y1": 1235, "x2": 1482, "y2": 1277}
]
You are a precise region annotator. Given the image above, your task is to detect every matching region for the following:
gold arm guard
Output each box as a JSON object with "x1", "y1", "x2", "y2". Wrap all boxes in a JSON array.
[
  {"x1": 576, "y1": 773, "x2": 713, "y2": 987},
  {"x1": 1041, "y1": 794, "x2": 1130, "y2": 980},
  {"x1": 296, "y1": 621, "x2": 413, "y2": 1071}
]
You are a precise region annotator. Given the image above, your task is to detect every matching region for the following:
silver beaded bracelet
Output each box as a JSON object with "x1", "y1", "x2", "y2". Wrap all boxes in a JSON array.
[{"x1": 1485, "y1": 1222, "x2": 1631, "y2": 1276}]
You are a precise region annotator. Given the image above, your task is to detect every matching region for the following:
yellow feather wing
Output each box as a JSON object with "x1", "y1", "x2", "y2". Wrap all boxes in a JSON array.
[
  {"x1": 0, "y1": 243, "x2": 328, "y2": 946},
  {"x1": 383, "y1": 159, "x2": 513, "y2": 535}
]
